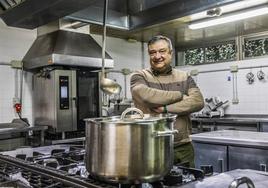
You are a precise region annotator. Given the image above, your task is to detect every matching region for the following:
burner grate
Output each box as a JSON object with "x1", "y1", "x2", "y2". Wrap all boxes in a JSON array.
[
  {"x1": 0, "y1": 154, "x2": 119, "y2": 188},
  {"x1": 0, "y1": 145, "x2": 206, "y2": 188}
]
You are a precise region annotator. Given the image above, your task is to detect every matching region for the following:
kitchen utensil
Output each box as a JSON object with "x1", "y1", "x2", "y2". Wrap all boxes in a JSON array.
[
  {"x1": 100, "y1": 0, "x2": 121, "y2": 95},
  {"x1": 257, "y1": 70, "x2": 265, "y2": 80},
  {"x1": 229, "y1": 176, "x2": 255, "y2": 188},
  {"x1": 85, "y1": 108, "x2": 178, "y2": 184},
  {"x1": 246, "y1": 72, "x2": 255, "y2": 84}
]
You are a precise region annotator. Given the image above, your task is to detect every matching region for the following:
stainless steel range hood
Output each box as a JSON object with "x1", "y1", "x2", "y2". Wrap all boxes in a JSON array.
[
  {"x1": 0, "y1": 0, "x2": 97, "y2": 29},
  {"x1": 2, "y1": 0, "x2": 268, "y2": 48},
  {"x1": 23, "y1": 21, "x2": 114, "y2": 70}
]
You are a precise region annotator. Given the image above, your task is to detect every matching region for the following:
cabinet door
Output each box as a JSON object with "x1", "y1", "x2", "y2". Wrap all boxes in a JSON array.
[
  {"x1": 260, "y1": 122, "x2": 268, "y2": 132},
  {"x1": 193, "y1": 142, "x2": 227, "y2": 172},
  {"x1": 229, "y1": 146, "x2": 268, "y2": 172}
]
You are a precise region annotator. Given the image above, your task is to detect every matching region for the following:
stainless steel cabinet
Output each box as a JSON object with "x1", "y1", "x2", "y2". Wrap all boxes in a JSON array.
[
  {"x1": 192, "y1": 130, "x2": 268, "y2": 172},
  {"x1": 193, "y1": 143, "x2": 227, "y2": 172},
  {"x1": 229, "y1": 146, "x2": 268, "y2": 172}
]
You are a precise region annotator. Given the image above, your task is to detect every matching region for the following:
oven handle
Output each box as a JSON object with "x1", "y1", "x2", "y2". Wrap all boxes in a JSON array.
[
  {"x1": 260, "y1": 163, "x2": 267, "y2": 172},
  {"x1": 218, "y1": 158, "x2": 224, "y2": 172},
  {"x1": 72, "y1": 97, "x2": 77, "y2": 107}
]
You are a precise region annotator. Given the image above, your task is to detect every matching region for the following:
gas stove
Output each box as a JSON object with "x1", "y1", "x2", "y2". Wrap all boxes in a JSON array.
[{"x1": 0, "y1": 145, "x2": 205, "y2": 188}]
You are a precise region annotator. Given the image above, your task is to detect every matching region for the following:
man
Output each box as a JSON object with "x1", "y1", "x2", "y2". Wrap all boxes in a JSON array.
[{"x1": 130, "y1": 35, "x2": 204, "y2": 167}]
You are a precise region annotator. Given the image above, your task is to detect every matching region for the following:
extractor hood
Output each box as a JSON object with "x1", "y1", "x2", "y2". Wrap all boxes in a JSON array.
[
  {"x1": 0, "y1": 0, "x2": 241, "y2": 30},
  {"x1": 3, "y1": 0, "x2": 268, "y2": 48},
  {"x1": 0, "y1": 0, "x2": 97, "y2": 29},
  {"x1": 22, "y1": 22, "x2": 113, "y2": 70}
]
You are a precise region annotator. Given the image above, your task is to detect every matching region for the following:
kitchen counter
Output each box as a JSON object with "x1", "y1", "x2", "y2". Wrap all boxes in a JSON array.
[
  {"x1": 179, "y1": 169, "x2": 268, "y2": 188},
  {"x1": 191, "y1": 130, "x2": 268, "y2": 172},
  {"x1": 0, "y1": 125, "x2": 47, "y2": 134},
  {"x1": 191, "y1": 115, "x2": 268, "y2": 133},
  {"x1": 191, "y1": 114, "x2": 268, "y2": 123},
  {"x1": 0, "y1": 125, "x2": 47, "y2": 146},
  {"x1": 191, "y1": 130, "x2": 268, "y2": 147}
]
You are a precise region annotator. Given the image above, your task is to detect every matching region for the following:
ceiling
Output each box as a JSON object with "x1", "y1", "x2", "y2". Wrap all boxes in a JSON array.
[
  {"x1": 1, "y1": 0, "x2": 268, "y2": 48},
  {"x1": 89, "y1": 14, "x2": 268, "y2": 49},
  {"x1": 88, "y1": 0, "x2": 268, "y2": 49}
]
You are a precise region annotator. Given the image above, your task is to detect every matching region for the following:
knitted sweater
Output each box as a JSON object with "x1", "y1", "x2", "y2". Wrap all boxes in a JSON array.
[{"x1": 130, "y1": 68, "x2": 204, "y2": 145}]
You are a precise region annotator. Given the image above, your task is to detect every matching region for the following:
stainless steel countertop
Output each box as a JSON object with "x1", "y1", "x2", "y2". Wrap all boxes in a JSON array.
[
  {"x1": 191, "y1": 115, "x2": 268, "y2": 124},
  {"x1": 0, "y1": 145, "x2": 71, "y2": 157},
  {"x1": 190, "y1": 130, "x2": 268, "y2": 147},
  {"x1": 0, "y1": 125, "x2": 47, "y2": 135},
  {"x1": 179, "y1": 169, "x2": 268, "y2": 188}
]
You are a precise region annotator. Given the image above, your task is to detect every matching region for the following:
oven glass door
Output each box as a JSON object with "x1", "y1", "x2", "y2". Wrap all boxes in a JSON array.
[{"x1": 77, "y1": 70, "x2": 100, "y2": 130}]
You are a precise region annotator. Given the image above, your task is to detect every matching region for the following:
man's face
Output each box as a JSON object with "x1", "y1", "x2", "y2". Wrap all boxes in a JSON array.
[{"x1": 148, "y1": 40, "x2": 172, "y2": 72}]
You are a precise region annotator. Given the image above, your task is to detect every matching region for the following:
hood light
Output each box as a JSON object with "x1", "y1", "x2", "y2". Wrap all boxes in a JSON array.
[{"x1": 189, "y1": 5, "x2": 268, "y2": 30}]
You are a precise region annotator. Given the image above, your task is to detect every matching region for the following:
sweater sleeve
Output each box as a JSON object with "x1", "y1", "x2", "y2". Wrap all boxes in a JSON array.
[
  {"x1": 130, "y1": 72, "x2": 183, "y2": 107},
  {"x1": 166, "y1": 76, "x2": 204, "y2": 115}
]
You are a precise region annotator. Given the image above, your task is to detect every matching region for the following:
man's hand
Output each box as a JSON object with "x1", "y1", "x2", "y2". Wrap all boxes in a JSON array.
[{"x1": 152, "y1": 106, "x2": 165, "y2": 113}]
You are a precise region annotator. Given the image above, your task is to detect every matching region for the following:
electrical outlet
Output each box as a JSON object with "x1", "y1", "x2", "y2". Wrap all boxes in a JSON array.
[
  {"x1": 232, "y1": 98, "x2": 239, "y2": 104},
  {"x1": 230, "y1": 65, "x2": 238, "y2": 72}
]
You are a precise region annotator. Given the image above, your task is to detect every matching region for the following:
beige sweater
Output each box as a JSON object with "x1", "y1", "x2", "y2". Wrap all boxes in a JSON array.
[{"x1": 130, "y1": 68, "x2": 204, "y2": 145}]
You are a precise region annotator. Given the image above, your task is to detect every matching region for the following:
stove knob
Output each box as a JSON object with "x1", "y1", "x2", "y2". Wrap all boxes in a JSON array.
[{"x1": 200, "y1": 165, "x2": 213, "y2": 176}]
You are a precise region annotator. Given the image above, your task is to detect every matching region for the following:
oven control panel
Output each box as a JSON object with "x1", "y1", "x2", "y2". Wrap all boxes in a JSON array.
[{"x1": 59, "y1": 76, "x2": 69, "y2": 109}]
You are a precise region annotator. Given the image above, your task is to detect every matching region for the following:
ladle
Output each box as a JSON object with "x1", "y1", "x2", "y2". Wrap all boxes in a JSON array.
[{"x1": 100, "y1": 0, "x2": 122, "y2": 95}]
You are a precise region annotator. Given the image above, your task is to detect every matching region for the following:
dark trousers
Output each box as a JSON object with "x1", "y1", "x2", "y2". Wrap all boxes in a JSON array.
[{"x1": 174, "y1": 142, "x2": 195, "y2": 168}]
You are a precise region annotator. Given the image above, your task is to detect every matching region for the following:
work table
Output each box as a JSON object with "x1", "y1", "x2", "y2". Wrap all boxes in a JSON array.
[
  {"x1": 180, "y1": 169, "x2": 268, "y2": 188},
  {"x1": 191, "y1": 130, "x2": 268, "y2": 147},
  {"x1": 191, "y1": 115, "x2": 268, "y2": 132},
  {"x1": 0, "y1": 124, "x2": 47, "y2": 147},
  {"x1": 191, "y1": 114, "x2": 268, "y2": 123},
  {"x1": 191, "y1": 130, "x2": 268, "y2": 173}
]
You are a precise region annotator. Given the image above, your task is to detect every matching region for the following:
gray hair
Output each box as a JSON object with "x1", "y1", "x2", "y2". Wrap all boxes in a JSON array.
[{"x1": 148, "y1": 35, "x2": 173, "y2": 51}]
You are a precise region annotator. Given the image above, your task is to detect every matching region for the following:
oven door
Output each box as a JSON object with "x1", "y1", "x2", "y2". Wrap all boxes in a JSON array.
[
  {"x1": 77, "y1": 70, "x2": 100, "y2": 130},
  {"x1": 56, "y1": 70, "x2": 77, "y2": 132}
]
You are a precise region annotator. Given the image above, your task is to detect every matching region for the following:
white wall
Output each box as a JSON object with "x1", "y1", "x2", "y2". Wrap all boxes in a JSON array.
[
  {"x1": 180, "y1": 58, "x2": 268, "y2": 115},
  {"x1": 0, "y1": 20, "x2": 36, "y2": 124}
]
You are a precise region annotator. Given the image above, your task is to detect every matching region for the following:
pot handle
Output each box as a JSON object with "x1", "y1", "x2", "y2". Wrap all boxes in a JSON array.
[
  {"x1": 153, "y1": 129, "x2": 178, "y2": 137},
  {"x1": 121, "y1": 107, "x2": 144, "y2": 119},
  {"x1": 228, "y1": 176, "x2": 255, "y2": 188}
]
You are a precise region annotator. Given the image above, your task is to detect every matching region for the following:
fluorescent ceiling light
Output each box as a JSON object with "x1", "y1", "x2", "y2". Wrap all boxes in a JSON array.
[
  {"x1": 189, "y1": 5, "x2": 268, "y2": 30},
  {"x1": 190, "y1": 0, "x2": 268, "y2": 20}
]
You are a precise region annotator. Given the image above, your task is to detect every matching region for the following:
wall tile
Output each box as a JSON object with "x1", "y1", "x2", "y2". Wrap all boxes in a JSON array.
[{"x1": 181, "y1": 61, "x2": 268, "y2": 115}]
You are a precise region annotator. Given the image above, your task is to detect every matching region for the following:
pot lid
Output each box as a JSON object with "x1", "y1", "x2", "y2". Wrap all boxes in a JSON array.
[{"x1": 85, "y1": 108, "x2": 177, "y2": 124}]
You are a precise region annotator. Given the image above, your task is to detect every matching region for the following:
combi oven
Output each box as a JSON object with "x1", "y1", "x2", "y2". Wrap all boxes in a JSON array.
[{"x1": 33, "y1": 68, "x2": 100, "y2": 133}]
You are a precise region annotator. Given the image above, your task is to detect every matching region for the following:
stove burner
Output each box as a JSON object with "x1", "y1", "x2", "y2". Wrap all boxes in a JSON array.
[
  {"x1": 163, "y1": 171, "x2": 183, "y2": 186},
  {"x1": 0, "y1": 145, "x2": 206, "y2": 188}
]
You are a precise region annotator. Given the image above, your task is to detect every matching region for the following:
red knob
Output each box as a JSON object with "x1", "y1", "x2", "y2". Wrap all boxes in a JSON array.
[{"x1": 14, "y1": 103, "x2": 22, "y2": 113}]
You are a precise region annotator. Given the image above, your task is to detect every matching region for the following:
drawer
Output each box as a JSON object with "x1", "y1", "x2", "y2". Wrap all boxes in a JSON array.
[
  {"x1": 193, "y1": 142, "x2": 227, "y2": 172},
  {"x1": 229, "y1": 146, "x2": 268, "y2": 172}
]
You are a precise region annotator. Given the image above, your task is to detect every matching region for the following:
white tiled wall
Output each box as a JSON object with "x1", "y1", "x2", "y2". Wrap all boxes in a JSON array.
[
  {"x1": 0, "y1": 20, "x2": 36, "y2": 124},
  {"x1": 180, "y1": 58, "x2": 268, "y2": 115}
]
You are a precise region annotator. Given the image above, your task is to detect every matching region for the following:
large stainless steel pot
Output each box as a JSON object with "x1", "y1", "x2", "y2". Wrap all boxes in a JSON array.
[{"x1": 85, "y1": 108, "x2": 178, "y2": 184}]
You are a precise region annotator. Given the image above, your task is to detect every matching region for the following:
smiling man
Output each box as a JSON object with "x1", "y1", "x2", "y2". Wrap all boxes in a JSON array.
[{"x1": 130, "y1": 35, "x2": 204, "y2": 167}]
